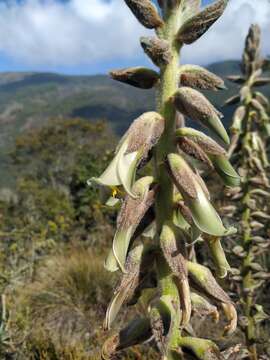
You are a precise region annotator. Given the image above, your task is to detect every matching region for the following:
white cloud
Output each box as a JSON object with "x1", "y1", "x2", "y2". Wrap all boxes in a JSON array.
[
  {"x1": 0, "y1": 0, "x2": 269, "y2": 68},
  {"x1": 0, "y1": 0, "x2": 150, "y2": 66}
]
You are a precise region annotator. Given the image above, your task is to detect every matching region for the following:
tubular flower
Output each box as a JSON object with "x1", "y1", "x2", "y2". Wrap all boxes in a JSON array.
[{"x1": 90, "y1": 112, "x2": 164, "y2": 197}]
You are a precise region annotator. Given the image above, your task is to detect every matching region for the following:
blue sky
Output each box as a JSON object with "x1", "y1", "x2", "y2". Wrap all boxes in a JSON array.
[{"x1": 0, "y1": 0, "x2": 269, "y2": 75}]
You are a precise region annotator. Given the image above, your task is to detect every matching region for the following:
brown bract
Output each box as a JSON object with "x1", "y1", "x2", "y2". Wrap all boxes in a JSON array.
[
  {"x1": 177, "y1": 201, "x2": 193, "y2": 225},
  {"x1": 161, "y1": 232, "x2": 187, "y2": 280},
  {"x1": 189, "y1": 264, "x2": 232, "y2": 304},
  {"x1": 180, "y1": 66, "x2": 225, "y2": 91},
  {"x1": 124, "y1": 0, "x2": 164, "y2": 29},
  {"x1": 125, "y1": 112, "x2": 165, "y2": 158},
  {"x1": 140, "y1": 36, "x2": 172, "y2": 67},
  {"x1": 178, "y1": 137, "x2": 213, "y2": 169},
  {"x1": 177, "y1": 0, "x2": 228, "y2": 44},
  {"x1": 166, "y1": 156, "x2": 198, "y2": 199},
  {"x1": 173, "y1": 87, "x2": 222, "y2": 123},
  {"x1": 117, "y1": 188, "x2": 156, "y2": 230},
  {"x1": 150, "y1": 308, "x2": 166, "y2": 355},
  {"x1": 192, "y1": 136, "x2": 225, "y2": 156},
  {"x1": 110, "y1": 67, "x2": 159, "y2": 89}
]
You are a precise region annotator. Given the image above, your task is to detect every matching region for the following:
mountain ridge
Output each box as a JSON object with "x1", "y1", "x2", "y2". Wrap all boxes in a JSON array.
[{"x1": 0, "y1": 59, "x2": 269, "y2": 186}]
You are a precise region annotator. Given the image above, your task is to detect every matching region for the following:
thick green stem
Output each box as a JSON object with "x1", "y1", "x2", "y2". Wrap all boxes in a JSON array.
[{"x1": 154, "y1": 5, "x2": 183, "y2": 355}]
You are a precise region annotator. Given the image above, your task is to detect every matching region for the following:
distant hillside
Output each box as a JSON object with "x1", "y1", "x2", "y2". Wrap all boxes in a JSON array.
[{"x1": 0, "y1": 60, "x2": 269, "y2": 186}]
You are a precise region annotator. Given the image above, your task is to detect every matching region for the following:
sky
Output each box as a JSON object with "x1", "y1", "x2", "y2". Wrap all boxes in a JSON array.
[{"x1": 0, "y1": 0, "x2": 269, "y2": 75}]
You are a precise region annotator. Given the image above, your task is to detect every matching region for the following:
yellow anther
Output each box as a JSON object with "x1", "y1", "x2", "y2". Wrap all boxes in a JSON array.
[{"x1": 111, "y1": 188, "x2": 118, "y2": 198}]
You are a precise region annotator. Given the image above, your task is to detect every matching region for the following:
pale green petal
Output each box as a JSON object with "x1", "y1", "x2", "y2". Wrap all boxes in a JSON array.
[
  {"x1": 90, "y1": 140, "x2": 129, "y2": 187},
  {"x1": 105, "y1": 197, "x2": 121, "y2": 207},
  {"x1": 190, "y1": 224, "x2": 202, "y2": 242},
  {"x1": 173, "y1": 208, "x2": 190, "y2": 231},
  {"x1": 207, "y1": 115, "x2": 230, "y2": 145},
  {"x1": 210, "y1": 154, "x2": 241, "y2": 187},
  {"x1": 188, "y1": 186, "x2": 228, "y2": 236},
  {"x1": 142, "y1": 221, "x2": 156, "y2": 238},
  {"x1": 207, "y1": 238, "x2": 231, "y2": 278},
  {"x1": 117, "y1": 150, "x2": 140, "y2": 198},
  {"x1": 105, "y1": 289, "x2": 129, "y2": 330},
  {"x1": 178, "y1": 336, "x2": 221, "y2": 360},
  {"x1": 104, "y1": 249, "x2": 119, "y2": 272},
  {"x1": 113, "y1": 227, "x2": 134, "y2": 273}
]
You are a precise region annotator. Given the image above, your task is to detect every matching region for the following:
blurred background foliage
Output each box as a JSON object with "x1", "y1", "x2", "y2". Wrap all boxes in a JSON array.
[{"x1": 0, "y1": 64, "x2": 269, "y2": 358}]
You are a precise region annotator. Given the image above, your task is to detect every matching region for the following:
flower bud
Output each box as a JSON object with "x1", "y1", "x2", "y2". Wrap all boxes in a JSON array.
[
  {"x1": 124, "y1": 0, "x2": 164, "y2": 29},
  {"x1": 224, "y1": 94, "x2": 241, "y2": 106},
  {"x1": 160, "y1": 223, "x2": 191, "y2": 326},
  {"x1": 177, "y1": 0, "x2": 228, "y2": 45},
  {"x1": 177, "y1": 137, "x2": 213, "y2": 169},
  {"x1": 209, "y1": 154, "x2": 241, "y2": 187},
  {"x1": 187, "y1": 261, "x2": 232, "y2": 303},
  {"x1": 179, "y1": 65, "x2": 225, "y2": 91},
  {"x1": 222, "y1": 303, "x2": 237, "y2": 336},
  {"x1": 105, "y1": 244, "x2": 154, "y2": 329},
  {"x1": 227, "y1": 75, "x2": 245, "y2": 84},
  {"x1": 252, "y1": 77, "x2": 270, "y2": 87},
  {"x1": 178, "y1": 337, "x2": 222, "y2": 360},
  {"x1": 231, "y1": 106, "x2": 246, "y2": 134},
  {"x1": 254, "y1": 92, "x2": 269, "y2": 107},
  {"x1": 110, "y1": 67, "x2": 159, "y2": 89},
  {"x1": 140, "y1": 36, "x2": 172, "y2": 67},
  {"x1": 176, "y1": 127, "x2": 226, "y2": 156},
  {"x1": 191, "y1": 292, "x2": 219, "y2": 321},
  {"x1": 167, "y1": 153, "x2": 231, "y2": 236},
  {"x1": 173, "y1": 87, "x2": 229, "y2": 144},
  {"x1": 206, "y1": 236, "x2": 231, "y2": 278},
  {"x1": 102, "y1": 317, "x2": 151, "y2": 359}
]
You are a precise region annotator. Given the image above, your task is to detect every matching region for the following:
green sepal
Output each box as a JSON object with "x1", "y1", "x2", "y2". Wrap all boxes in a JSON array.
[
  {"x1": 102, "y1": 317, "x2": 152, "y2": 359},
  {"x1": 104, "y1": 248, "x2": 119, "y2": 272},
  {"x1": 90, "y1": 139, "x2": 140, "y2": 197},
  {"x1": 209, "y1": 154, "x2": 241, "y2": 187},
  {"x1": 206, "y1": 237, "x2": 231, "y2": 278},
  {"x1": 167, "y1": 153, "x2": 232, "y2": 236},
  {"x1": 173, "y1": 87, "x2": 230, "y2": 144},
  {"x1": 187, "y1": 261, "x2": 231, "y2": 303},
  {"x1": 178, "y1": 336, "x2": 222, "y2": 360}
]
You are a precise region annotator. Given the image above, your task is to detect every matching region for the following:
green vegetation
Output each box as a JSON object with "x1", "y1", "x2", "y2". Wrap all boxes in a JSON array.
[
  {"x1": 0, "y1": 61, "x2": 269, "y2": 188},
  {"x1": 0, "y1": 6, "x2": 269, "y2": 360},
  {"x1": 222, "y1": 24, "x2": 270, "y2": 359}
]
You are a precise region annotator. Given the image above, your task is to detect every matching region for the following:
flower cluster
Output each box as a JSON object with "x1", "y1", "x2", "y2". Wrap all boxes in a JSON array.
[{"x1": 90, "y1": 1, "x2": 242, "y2": 359}]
